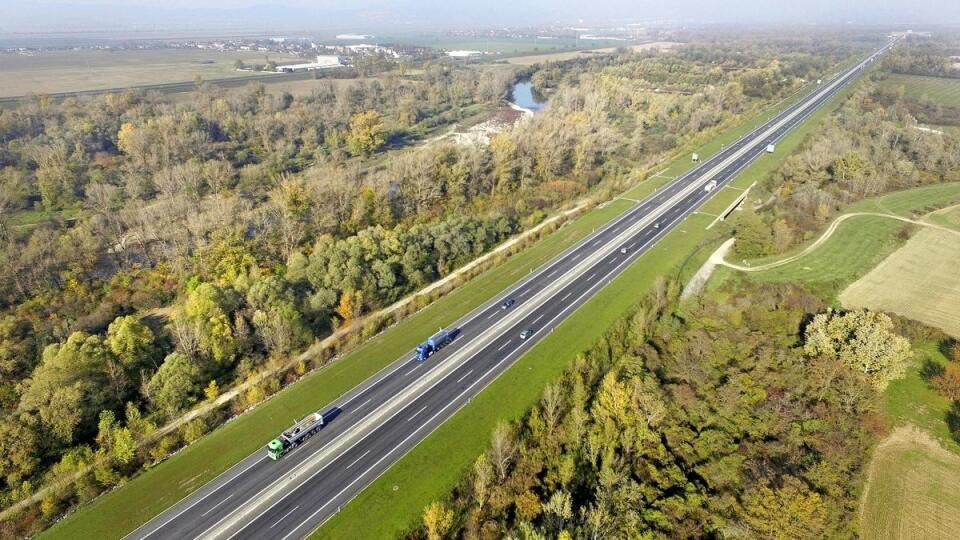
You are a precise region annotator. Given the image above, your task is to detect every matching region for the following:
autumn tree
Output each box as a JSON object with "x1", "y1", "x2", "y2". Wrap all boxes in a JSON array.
[
  {"x1": 345, "y1": 110, "x2": 387, "y2": 157},
  {"x1": 803, "y1": 310, "x2": 912, "y2": 389},
  {"x1": 423, "y1": 501, "x2": 454, "y2": 540},
  {"x1": 741, "y1": 477, "x2": 828, "y2": 539}
]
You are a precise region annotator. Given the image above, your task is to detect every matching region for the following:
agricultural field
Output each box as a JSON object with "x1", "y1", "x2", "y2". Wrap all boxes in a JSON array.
[
  {"x1": 733, "y1": 215, "x2": 909, "y2": 300},
  {"x1": 506, "y1": 41, "x2": 679, "y2": 65},
  {"x1": 850, "y1": 182, "x2": 960, "y2": 217},
  {"x1": 859, "y1": 426, "x2": 960, "y2": 540},
  {"x1": 840, "y1": 227, "x2": 960, "y2": 338},
  {"x1": 720, "y1": 183, "x2": 960, "y2": 300},
  {"x1": 0, "y1": 48, "x2": 299, "y2": 97},
  {"x1": 924, "y1": 204, "x2": 960, "y2": 231},
  {"x1": 881, "y1": 73, "x2": 960, "y2": 108},
  {"x1": 385, "y1": 35, "x2": 625, "y2": 55}
]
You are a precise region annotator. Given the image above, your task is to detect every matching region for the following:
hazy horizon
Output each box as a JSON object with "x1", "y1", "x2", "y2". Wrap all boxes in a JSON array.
[{"x1": 1, "y1": 0, "x2": 958, "y2": 35}]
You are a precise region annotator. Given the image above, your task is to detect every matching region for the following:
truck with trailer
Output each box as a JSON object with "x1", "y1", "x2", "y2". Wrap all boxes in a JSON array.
[
  {"x1": 416, "y1": 328, "x2": 454, "y2": 361},
  {"x1": 266, "y1": 411, "x2": 326, "y2": 460}
]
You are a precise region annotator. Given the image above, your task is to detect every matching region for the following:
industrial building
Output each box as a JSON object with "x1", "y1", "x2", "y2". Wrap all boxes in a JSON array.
[{"x1": 275, "y1": 55, "x2": 346, "y2": 72}]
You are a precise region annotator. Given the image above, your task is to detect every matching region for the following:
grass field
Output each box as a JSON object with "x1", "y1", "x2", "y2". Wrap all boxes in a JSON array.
[
  {"x1": 925, "y1": 205, "x2": 960, "y2": 231},
  {"x1": 717, "y1": 183, "x2": 960, "y2": 302},
  {"x1": 859, "y1": 426, "x2": 960, "y2": 540},
  {"x1": 882, "y1": 342, "x2": 959, "y2": 454},
  {"x1": 0, "y1": 49, "x2": 300, "y2": 97},
  {"x1": 851, "y1": 182, "x2": 960, "y2": 217},
  {"x1": 841, "y1": 227, "x2": 960, "y2": 338},
  {"x1": 861, "y1": 343, "x2": 960, "y2": 540},
  {"x1": 43, "y1": 54, "x2": 858, "y2": 539},
  {"x1": 734, "y1": 215, "x2": 908, "y2": 300},
  {"x1": 881, "y1": 73, "x2": 960, "y2": 108},
  {"x1": 506, "y1": 41, "x2": 679, "y2": 65}
]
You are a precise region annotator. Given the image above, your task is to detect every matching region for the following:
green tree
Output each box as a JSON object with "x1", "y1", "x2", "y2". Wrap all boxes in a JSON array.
[
  {"x1": 18, "y1": 332, "x2": 114, "y2": 444},
  {"x1": 183, "y1": 283, "x2": 238, "y2": 364},
  {"x1": 148, "y1": 352, "x2": 202, "y2": 417},
  {"x1": 345, "y1": 110, "x2": 387, "y2": 157},
  {"x1": 733, "y1": 210, "x2": 775, "y2": 259},
  {"x1": 106, "y1": 315, "x2": 157, "y2": 368}
]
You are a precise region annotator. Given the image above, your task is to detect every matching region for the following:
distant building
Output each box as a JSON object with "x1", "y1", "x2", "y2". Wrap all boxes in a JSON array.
[
  {"x1": 447, "y1": 50, "x2": 483, "y2": 58},
  {"x1": 336, "y1": 34, "x2": 373, "y2": 40},
  {"x1": 276, "y1": 55, "x2": 346, "y2": 72}
]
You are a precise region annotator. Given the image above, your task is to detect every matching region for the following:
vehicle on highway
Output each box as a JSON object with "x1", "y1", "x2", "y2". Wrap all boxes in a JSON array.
[
  {"x1": 500, "y1": 298, "x2": 515, "y2": 310},
  {"x1": 620, "y1": 247, "x2": 628, "y2": 254},
  {"x1": 416, "y1": 328, "x2": 454, "y2": 361},
  {"x1": 267, "y1": 412, "x2": 324, "y2": 460},
  {"x1": 653, "y1": 221, "x2": 661, "y2": 229},
  {"x1": 704, "y1": 180, "x2": 718, "y2": 192},
  {"x1": 519, "y1": 329, "x2": 534, "y2": 340}
]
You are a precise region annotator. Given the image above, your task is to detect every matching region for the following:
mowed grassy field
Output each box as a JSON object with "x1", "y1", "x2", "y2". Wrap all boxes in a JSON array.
[
  {"x1": 841, "y1": 227, "x2": 960, "y2": 338},
  {"x1": 859, "y1": 426, "x2": 960, "y2": 540},
  {"x1": 881, "y1": 73, "x2": 960, "y2": 108},
  {"x1": 723, "y1": 183, "x2": 960, "y2": 301},
  {"x1": 0, "y1": 49, "x2": 300, "y2": 97},
  {"x1": 727, "y1": 216, "x2": 909, "y2": 300}
]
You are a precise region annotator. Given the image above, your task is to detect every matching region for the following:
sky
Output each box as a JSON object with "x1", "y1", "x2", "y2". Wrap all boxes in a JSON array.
[{"x1": 1, "y1": 0, "x2": 958, "y2": 34}]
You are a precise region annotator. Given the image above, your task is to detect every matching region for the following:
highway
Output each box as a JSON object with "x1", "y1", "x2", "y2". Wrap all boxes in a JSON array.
[{"x1": 124, "y1": 38, "x2": 895, "y2": 540}]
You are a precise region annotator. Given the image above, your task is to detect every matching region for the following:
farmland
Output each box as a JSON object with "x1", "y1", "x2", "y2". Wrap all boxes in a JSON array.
[
  {"x1": 881, "y1": 73, "x2": 960, "y2": 108},
  {"x1": 840, "y1": 227, "x2": 960, "y2": 338},
  {"x1": 859, "y1": 426, "x2": 960, "y2": 540},
  {"x1": 0, "y1": 48, "x2": 299, "y2": 97},
  {"x1": 506, "y1": 41, "x2": 680, "y2": 65}
]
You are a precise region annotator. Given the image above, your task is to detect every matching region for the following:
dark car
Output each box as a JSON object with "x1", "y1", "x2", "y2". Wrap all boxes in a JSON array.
[
  {"x1": 501, "y1": 298, "x2": 515, "y2": 310},
  {"x1": 519, "y1": 329, "x2": 534, "y2": 340}
]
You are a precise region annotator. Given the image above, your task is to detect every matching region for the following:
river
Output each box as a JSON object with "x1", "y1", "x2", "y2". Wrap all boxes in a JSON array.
[{"x1": 509, "y1": 80, "x2": 547, "y2": 112}]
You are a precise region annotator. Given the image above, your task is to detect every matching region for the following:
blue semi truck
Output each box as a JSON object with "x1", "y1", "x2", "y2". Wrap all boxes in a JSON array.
[{"x1": 417, "y1": 328, "x2": 453, "y2": 361}]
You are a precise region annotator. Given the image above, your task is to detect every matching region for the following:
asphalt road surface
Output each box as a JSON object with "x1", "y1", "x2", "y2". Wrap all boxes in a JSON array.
[{"x1": 124, "y1": 38, "x2": 896, "y2": 540}]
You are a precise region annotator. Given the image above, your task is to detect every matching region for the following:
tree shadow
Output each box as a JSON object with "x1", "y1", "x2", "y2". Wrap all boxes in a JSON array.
[
  {"x1": 920, "y1": 356, "x2": 945, "y2": 382},
  {"x1": 946, "y1": 402, "x2": 960, "y2": 444},
  {"x1": 939, "y1": 338, "x2": 958, "y2": 360}
]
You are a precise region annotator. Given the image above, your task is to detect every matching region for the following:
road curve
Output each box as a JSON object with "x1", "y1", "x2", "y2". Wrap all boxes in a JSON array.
[{"x1": 121, "y1": 38, "x2": 896, "y2": 540}]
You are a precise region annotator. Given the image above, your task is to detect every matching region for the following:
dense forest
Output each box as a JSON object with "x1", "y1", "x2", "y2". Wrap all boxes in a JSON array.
[
  {"x1": 0, "y1": 36, "x2": 865, "y2": 533},
  {"x1": 416, "y1": 278, "x2": 915, "y2": 539}
]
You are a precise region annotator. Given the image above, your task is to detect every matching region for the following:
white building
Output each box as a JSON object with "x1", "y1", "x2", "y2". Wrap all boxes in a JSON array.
[
  {"x1": 276, "y1": 55, "x2": 346, "y2": 72},
  {"x1": 447, "y1": 50, "x2": 483, "y2": 58}
]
